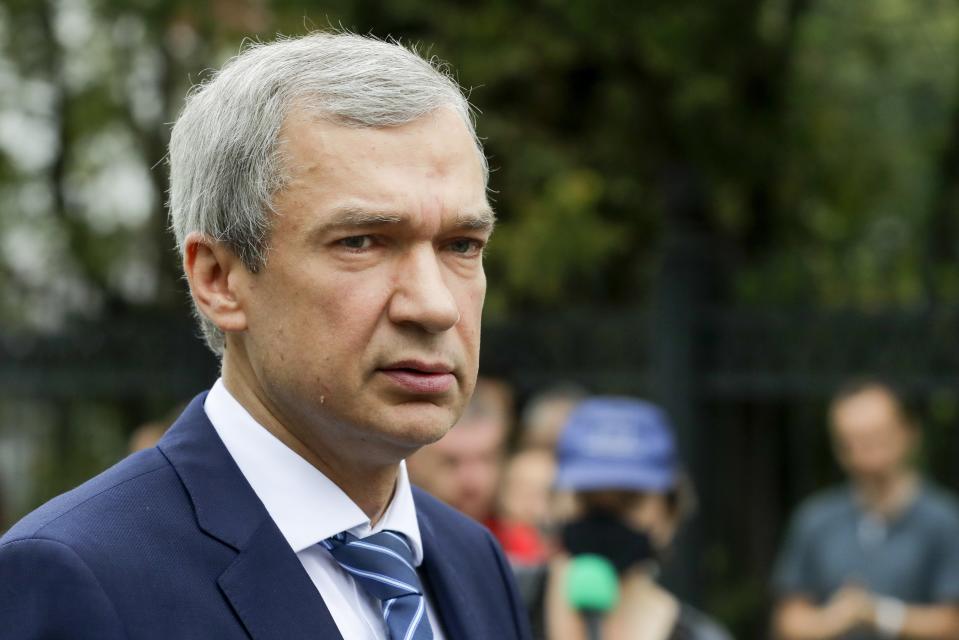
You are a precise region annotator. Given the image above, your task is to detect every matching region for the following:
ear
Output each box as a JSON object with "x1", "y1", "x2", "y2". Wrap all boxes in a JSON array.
[{"x1": 182, "y1": 232, "x2": 249, "y2": 334}]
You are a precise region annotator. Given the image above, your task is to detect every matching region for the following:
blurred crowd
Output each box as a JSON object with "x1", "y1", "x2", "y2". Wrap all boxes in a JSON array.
[
  {"x1": 406, "y1": 379, "x2": 731, "y2": 640},
  {"x1": 406, "y1": 377, "x2": 959, "y2": 640},
  {"x1": 39, "y1": 375, "x2": 959, "y2": 640}
]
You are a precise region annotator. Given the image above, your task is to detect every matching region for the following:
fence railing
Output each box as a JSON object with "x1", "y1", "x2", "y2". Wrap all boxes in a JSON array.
[{"x1": 3, "y1": 305, "x2": 958, "y2": 638}]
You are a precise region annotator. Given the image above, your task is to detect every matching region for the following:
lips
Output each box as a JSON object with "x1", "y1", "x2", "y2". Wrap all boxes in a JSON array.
[{"x1": 379, "y1": 360, "x2": 455, "y2": 394}]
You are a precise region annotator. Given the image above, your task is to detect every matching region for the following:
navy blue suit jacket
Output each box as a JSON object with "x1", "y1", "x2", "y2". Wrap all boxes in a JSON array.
[{"x1": 0, "y1": 393, "x2": 532, "y2": 639}]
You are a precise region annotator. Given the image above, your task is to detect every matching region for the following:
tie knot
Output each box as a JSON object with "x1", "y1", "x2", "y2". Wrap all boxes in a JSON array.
[
  {"x1": 322, "y1": 530, "x2": 422, "y2": 599},
  {"x1": 322, "y1": 529, "x2": 434, "y2": 640}
]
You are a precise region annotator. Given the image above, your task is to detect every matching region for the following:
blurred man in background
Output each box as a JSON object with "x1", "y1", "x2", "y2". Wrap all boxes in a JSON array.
[{"x1": 773, "y1": 379, "x2": 959, "y2": 640}]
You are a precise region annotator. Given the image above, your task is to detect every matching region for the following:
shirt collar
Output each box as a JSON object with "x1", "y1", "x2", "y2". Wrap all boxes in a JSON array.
[{"x1": 203, "y1": 378, "x2": 424, "y2": 565}]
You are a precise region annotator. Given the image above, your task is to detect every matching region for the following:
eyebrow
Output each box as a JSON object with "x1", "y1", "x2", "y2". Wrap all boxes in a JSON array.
[
  {"x1": 322, "y1": 207, "x2": 405, "y2": 229},
  {"x1": 317, "y1": 204, "x2": 497, "y2": 235},
  {"x1": 455, "y1": 206, "x2": 497, "y2": 232}
]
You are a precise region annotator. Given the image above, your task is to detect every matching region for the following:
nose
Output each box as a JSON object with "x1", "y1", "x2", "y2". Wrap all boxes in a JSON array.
[{"x1": 388, "y1": 245, "x2": 460, "y2": 334}]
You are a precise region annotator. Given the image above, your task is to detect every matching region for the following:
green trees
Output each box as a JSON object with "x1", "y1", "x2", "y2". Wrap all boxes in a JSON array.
[{"x1": 1, "y1": 0, "x2": 956, "y2": 326}]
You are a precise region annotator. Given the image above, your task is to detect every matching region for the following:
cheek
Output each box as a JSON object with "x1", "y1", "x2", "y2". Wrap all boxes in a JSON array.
[
  {"x1": 892, "y1": 434, "x2": 913, "y2": 458},
  {"x1": 255, "y1": 271, "x2": 393, "y2": 386},
  {"x1": 628, "y1": 508, "x2": 656, "y2": 531},
  {"x1": 629, "y1": 497, "x2": 670, "y2": 531},
  {"x1": 471, "y1": 273, "x2": 487, "y2": 314},
  {"x1": 456, "y1": 268, "x2": 486, "y2": 313},
  {"x1": 316, "y1": 275, "x2": 394, "y2": 341},
  {"x1": 456, "y1": 282, "x2": 486, "y2": 343},
  {"x1": 479, "y1": 459, "x2": 500, "y2": 487}
]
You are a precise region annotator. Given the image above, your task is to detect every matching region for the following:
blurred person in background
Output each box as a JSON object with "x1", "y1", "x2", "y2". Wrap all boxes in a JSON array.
[
  {"x1": 408, "y1": 376, "x2": 511, "y2": 524},
  {"x1": 497, "y1": 448, "x2": 558, "y2": 640},
  {"x1": 519, "y1": 384, "x2": 586, "y2": 451},
  {"x1": 127, "y1": 421, "x2": 168, "y2": 453},
  {"x1": 542, "y1": 397, "x2": 731, "y2": 640},
  {"x1": 477, "y1": 375, "x2": 517, "y2": 438},
  {"x1": 772, "y1": 378, "x2": 959, "y2": 640},
  {"x1": 127, "y1": 402, "x2": 187, "y2": 453},
  {"x1": 495, "y1": 447, "x2": 557, "y2": 566}
]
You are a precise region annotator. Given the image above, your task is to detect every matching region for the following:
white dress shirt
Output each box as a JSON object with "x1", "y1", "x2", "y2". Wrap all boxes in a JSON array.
[{"x1": 205, "y1": 379, "x2": 447, "y2": 640}]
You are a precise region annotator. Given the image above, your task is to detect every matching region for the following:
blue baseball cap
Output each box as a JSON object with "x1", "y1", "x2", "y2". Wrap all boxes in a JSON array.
[{"x1": 555, "y1": 397, "x2": 679, "y2": 492}]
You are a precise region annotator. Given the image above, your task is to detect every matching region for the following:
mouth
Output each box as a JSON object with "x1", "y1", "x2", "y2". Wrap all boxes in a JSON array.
[{"x1": 378, "y1": 360, "x2": 456, "y2": 395}]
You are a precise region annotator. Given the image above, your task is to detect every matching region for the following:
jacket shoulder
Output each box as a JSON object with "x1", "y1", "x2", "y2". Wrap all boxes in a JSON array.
[
  {"x1": 1, "y1": 448, "x2": 171, "y2": 544},
  {"x1": 0, "y1": 536, "x2": 126, "y2": 639}
]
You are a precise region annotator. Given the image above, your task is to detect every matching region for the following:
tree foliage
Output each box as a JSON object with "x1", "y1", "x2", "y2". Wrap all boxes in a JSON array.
[{"x1": 0, "y1": 0, "x2": 957, "y2": 328}]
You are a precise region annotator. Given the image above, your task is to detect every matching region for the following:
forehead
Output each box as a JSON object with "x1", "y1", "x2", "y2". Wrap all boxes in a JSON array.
[
  {"x1": 275, "y1": 107, "x2": 488, "y2": 220},
  {"x1": 507, "y1": 451, "x2": 555, "y2": 479},
  {"x1": 832, "y1": 389, "x2": 905, "y2": 434}
]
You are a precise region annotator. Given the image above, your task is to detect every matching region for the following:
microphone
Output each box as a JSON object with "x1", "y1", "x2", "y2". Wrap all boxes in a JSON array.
[{"x1": 565, "y1": 554, "x2": 619, "y2": 640}]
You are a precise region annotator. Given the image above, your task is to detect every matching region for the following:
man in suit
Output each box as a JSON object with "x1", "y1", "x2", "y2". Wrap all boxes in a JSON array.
[{"x1": 0, "y1": 32, "x2": 532, "y2": 640}]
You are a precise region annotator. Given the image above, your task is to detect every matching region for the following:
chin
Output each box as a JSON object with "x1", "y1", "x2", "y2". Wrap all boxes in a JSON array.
[{"x1": 379, "y1": 403, "x2": 457, "y2": 446}]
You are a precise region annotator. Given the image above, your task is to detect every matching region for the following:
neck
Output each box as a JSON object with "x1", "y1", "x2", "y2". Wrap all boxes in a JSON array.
[
  {"x1": 221, "y1": 356, "x2": 400, "y2": 524},
  {"x1": 619, "y1": 565, "x2": 661, "y2": 593},
  {"x1": 855, "y1": 469, "x2": 918, "y2": 518},
  {"x1": 612, "y1": 567, "x2": 678, "y2": 640}
]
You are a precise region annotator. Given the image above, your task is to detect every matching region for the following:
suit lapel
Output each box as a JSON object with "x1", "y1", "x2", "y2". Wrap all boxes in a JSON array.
[
  {"x1": 417, "y1": 506, "x2": 483, "y2": 640},
  {"x1": 158, "y1": 394, "x2": 342, "y2": 640},
  {"x1": 218, "y1": 518, "x2": 342, "y2": 640}
]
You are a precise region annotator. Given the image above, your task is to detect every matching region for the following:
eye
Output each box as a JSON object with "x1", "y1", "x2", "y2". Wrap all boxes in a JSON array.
[
  {"x1": 338, "y1": 235, "x2": 374, "y2": 251},
  {"x1": 447, "y1": 238, "x2": 484, "y2": 256}
]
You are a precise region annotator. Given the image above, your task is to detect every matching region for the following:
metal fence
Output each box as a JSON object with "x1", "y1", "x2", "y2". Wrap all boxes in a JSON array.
[{"x1": 2, "y1": 305, "x2": 958, "y2": 638}]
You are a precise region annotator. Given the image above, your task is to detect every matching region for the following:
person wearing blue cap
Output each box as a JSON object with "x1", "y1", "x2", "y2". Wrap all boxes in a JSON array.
[{"x1": 543, "y1": 397, "x2": 731, "y2": 640}]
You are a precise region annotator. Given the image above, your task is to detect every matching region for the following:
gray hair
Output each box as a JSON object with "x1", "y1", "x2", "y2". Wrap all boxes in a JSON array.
[{"x1": 168, "y1": 32, "x2": 487, "y2": 355}]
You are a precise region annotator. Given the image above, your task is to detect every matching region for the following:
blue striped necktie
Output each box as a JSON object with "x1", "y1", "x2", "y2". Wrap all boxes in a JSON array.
[{"x1": 322, "y1": 530, "x2": 434, "y2": 640}]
